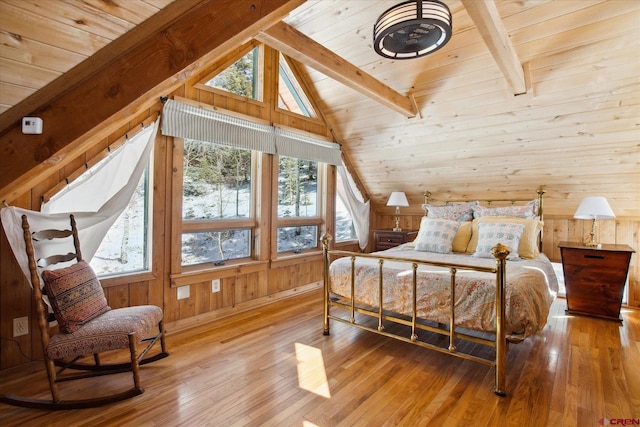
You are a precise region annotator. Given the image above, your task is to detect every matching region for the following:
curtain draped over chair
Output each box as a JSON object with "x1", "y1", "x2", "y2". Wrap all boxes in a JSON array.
[{"x1": 1, "y1": 119, "x2": 159, "y2": 284}]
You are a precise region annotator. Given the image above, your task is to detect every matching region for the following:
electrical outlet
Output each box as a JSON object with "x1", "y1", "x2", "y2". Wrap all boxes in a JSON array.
[
  {"x1": 13, "y1": 316, "x2": 28, "y2": 337},
  {"x1": 177, "y1": 285, "x2": 190, "y2": 300},
  {"x1": 211, "y1": 279, "x2": 221, "y2": 293}
]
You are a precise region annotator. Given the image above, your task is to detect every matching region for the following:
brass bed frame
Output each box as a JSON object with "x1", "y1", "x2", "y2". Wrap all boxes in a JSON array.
[{"x1": 321, "y1": 188, "x2": 545, "y2": 396}]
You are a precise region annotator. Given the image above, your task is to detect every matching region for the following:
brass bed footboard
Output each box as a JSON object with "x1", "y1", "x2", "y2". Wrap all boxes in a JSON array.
[{"x1": 321, "y1": 235, "x2": 511, "y2": 396}]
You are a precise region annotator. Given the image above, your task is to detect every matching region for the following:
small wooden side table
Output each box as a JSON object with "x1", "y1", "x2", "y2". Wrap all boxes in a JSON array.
[
  {"x1": 373, "y1": 229, "x2": 418, "y2": 252},
  {"x1": 558, "y1": 241, "x2": 634, "y2": 321}
]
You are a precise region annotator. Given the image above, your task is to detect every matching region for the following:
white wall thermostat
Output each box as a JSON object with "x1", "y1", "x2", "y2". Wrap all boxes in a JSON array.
[{"x1": 22, "y1": 117, "x2": 43, "y2": 134}]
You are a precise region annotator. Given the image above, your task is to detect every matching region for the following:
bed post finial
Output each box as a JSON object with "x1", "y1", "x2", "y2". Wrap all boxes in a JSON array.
[{"x1": 423, "y1": 191, "x2": 431, "y2": 205}]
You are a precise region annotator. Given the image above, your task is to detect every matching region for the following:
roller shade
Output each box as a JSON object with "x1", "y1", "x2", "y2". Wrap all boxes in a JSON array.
[
  {"x1": 274, "y1": 128, "x2": 342, "y2": 165},
  {"x1": 161, "y1": 99, "x2": 276, "y2": 154},
  {"x1": 162, "y1": 99, "x2": 342, "y2": 165}
]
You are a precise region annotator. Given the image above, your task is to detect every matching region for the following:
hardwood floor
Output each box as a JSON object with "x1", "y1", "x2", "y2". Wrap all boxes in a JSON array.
[{"x1": 1, "y1": 290, "x2": 638, "y2": 426}]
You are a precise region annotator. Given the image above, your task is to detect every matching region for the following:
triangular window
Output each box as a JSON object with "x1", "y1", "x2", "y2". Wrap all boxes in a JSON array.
[
  {"x1": 204, "y1": 47, "x2": 260, "y2": 100},
  {"x1": 278, "y1": 54, "x2": 316, "y2": 118}
]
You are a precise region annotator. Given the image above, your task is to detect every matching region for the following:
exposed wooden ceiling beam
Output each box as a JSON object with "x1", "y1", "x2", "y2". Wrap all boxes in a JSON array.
[
  {"x1": 461, "y1": 0, "x2": 526, "y2": 95},
  {"x1": 256, "y1": 22, "x2": 417, "y2": 118},
  {"x1": 0, "y1": 0, "x2": 305, "y2": 203}
]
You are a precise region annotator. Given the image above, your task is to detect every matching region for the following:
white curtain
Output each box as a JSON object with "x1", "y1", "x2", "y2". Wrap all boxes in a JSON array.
[
  {"x1": 337, "y1": 165, "x2": 370, "y2": 249},
  {"x1": 1, "y1": 119, "x2": 159, "y2": 284}
]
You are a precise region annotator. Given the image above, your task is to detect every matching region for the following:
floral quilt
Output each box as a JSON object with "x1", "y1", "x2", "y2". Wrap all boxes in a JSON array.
[{"x1": 328, "y1": 244, "x2": 558, "y2": 340}]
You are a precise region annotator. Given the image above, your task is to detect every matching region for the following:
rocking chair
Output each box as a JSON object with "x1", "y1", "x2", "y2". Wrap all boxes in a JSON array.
[{"x1": 0, "y1": 214, "x2": 169, "y2": 410}]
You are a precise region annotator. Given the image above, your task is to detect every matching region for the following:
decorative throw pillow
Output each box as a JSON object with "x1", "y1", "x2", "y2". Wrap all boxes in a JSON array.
[
  {"x1": 42, "y1": 260, "x2": 110, "y2": 333},
  {"x1": 472, "y1": 199, "x2": 538, "y2": 219},
  {"x1": 466, "y1": 216, "x2": 542, "y2": 259},
  {"x1": 472, "y1": 222, "x2": 526, "y2": 260},
  {"x1": 423, "y1": 201, "x2": 478, "y2": 222},
  {"x1": 451, "y1": 221, "x2": 472, "y2": 253},
  {"x1": 414, "y1": 217, "x2": 461, "y2": 254}
]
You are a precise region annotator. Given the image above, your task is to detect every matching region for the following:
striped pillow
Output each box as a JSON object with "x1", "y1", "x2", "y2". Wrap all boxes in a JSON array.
[{"x1": 42, "y1": 260, "x2": 110, "y2": 333}]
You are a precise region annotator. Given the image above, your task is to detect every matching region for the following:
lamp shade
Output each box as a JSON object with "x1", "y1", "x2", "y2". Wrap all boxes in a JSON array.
[
  {"x1": 373, "y1": 0, "x2": 452, "y2": 59},
  {"x1": 573, "y1": 197, "x2": 615, "y2": 220},
  {"x1": 386, "y1": 192, "x2": 409, "y2": 207}
]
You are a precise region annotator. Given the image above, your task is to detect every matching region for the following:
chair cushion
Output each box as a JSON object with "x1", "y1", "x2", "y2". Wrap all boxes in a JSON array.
[
  {"x1": 42, "y1": 260, "x2": 110, "y2": 333},
  {"x1": 47, "y1": 305, "x2": 164, "y2": 360}
]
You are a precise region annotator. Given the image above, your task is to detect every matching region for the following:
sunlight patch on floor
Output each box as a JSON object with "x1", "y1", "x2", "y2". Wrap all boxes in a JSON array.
[{"x1": 295, "y1": 343, "x2": 331, "y2": 398}]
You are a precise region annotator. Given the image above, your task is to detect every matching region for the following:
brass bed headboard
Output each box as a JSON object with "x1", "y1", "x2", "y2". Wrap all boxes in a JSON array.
[{"x1": 421, "y1": 187, "x2": 546, "y2": 250}]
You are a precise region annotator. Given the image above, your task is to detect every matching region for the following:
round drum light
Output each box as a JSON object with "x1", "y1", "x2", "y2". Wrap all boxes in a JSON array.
[{"x1": 373, "y1": 0, "x2": 452, "y2": 59}]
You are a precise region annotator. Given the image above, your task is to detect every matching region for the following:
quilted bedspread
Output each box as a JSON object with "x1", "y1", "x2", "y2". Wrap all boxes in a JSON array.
[{"x1": 328, "y1": 244, "x2": 558, "y2": 340}]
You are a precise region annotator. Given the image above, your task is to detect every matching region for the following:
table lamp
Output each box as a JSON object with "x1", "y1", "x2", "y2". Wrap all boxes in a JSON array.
[
  {"x1": 573, "y1": 196, "x2": 615, "y2": 248},
  {"x1": 386, "y1": 191, "x2": 409, "y2": 232}
]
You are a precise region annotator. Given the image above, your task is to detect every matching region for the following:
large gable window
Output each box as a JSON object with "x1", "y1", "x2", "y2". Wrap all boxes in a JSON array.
[{"x1": 181, "y1": 141, "x2": 254, "y2": 266}]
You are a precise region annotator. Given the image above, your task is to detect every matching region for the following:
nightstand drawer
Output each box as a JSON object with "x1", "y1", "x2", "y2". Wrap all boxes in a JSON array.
[
  {"x1": 373, "y1": 230, "x2": 417, "y2": 252},
  {"x1": 376, "y1": 233, "x2": 405, "y2": 245},
  {"x1": 560, "y1": 248, "x2": 630, "y2": 270}
]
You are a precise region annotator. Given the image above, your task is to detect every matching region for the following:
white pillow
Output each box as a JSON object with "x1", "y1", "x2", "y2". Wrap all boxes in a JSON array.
[
  {"x1": 414, "y1": 217, "x2": 460, "y2": 254},
  {"x1": 423, "y1": 201, "x2": 478, "y2": 221},
  {"x1": 472, "y1": 199, "x2": 538, "y2": 219},
  {"x1": 472, "y1": 222, "x2": 525, "y2": 260}
]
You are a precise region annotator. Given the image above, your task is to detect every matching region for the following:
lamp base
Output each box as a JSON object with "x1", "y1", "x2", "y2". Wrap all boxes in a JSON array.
[
  {"x1": 393, "y1": 215, "x2": 401, "y2": 232},
  {"x1": 583, "y1": 219, "x2": 601, "y2": 249},
  {"x1": 583, "y1": 240, "x2": 602, "y2": 249}
]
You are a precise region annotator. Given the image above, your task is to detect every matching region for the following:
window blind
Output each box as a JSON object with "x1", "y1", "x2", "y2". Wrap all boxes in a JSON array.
[{"x1": 161, "y1": 99, "x2": 342, "y2": 165}]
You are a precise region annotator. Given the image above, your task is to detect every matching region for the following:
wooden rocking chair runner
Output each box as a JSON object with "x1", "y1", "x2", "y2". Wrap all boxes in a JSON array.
[{"x1": 0, "y1": 214, "x2": 169, "y2": 410}]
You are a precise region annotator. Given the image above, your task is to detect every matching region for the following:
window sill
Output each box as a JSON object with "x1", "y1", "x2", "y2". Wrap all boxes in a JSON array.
[
  {"x1": 99, "y1": 271, "x2": 157, "y2": 288},
  {"x1": 334, "y1": 239, "x2": 360, "y2": 247},
  {"x1": 270, "y1": 251, "x2": 323, "y2": 268},
  {"x1": 170, "y1": 259, "x2": 269, "y2": 288}
]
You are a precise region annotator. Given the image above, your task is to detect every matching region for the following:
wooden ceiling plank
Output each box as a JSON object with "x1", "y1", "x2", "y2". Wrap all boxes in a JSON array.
[
  {"x1": 461, "y1": 0, "x2": 526, "y2": 95},
  {"x1": 0, "y1": 0, "x2": 305, "y2": 204},
  {"x1": 82, "y1": 0, "x2": 165, "y2": 25},
  {"x1": 4, "y1": 0, "x2": 135, "y2": 40},
  {"x1": 0, "y1": 1, "x2": 111, "y2": 56},
  {"x1": 255, "y1": 22, "x2": 417, "y2": 118},
  {"x1": 0, "y1": 31, "x2": 88, "y2": 73},
  {"x1": 0, "y1": 57, "x2": 62, "y2": 88}
]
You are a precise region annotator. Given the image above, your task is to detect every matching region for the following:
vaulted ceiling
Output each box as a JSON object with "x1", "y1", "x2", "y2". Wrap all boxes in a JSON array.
[{"x1": 1, "y1": 0, "x2": 638, "y2": 216}]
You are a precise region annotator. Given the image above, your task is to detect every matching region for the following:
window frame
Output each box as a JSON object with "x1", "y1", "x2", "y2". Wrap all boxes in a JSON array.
[
  {"x1": 271, "y1": 155, "x2": 326, "y2": 257},
  {"x1": 172, "y1": 139, "x2": 264, "y2": 274}
]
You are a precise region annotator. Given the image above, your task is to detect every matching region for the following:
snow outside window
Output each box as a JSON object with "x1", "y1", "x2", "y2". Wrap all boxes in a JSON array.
[
  {"x1": 276, "y1": 156, "x2": 319, "y2": 253},
  {"x1": 181, "y1": 140, "x2": 253, "y2": 266},
  {"x1": 92, "y1": 168, "x2": 150, "y2": 276},
  {"x1": 335, "y1": 191, "x2": 356, "y2": 242}
]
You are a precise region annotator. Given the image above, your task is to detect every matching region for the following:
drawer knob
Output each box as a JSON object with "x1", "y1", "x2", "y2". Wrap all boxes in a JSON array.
[{"x1": 584, "y1": 254, "x2": 605, "y2": 260}]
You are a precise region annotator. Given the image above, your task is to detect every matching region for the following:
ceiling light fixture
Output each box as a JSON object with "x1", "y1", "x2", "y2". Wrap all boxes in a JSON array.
[{"x1": 373, "y1": 0, "x2": 452, "y2": 59}]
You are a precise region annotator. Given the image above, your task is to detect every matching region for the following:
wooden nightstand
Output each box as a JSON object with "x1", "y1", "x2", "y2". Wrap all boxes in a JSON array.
[
  {"x1": 558, "y1": 241, "x2": 635, "y2": 321},
  {"x1": 373, "y1": 229, "x2": 418, "y2": 252}
]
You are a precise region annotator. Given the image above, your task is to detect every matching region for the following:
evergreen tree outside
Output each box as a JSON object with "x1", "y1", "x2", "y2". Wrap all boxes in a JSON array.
[{"x1": 207, "y1": 49, "x2": 256, "y2": 99}]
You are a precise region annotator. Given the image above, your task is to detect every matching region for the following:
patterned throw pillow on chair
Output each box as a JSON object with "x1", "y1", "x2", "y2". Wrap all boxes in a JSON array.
[{"x1": 42, "y1": 260, "x2": 111, "y2": 333}]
